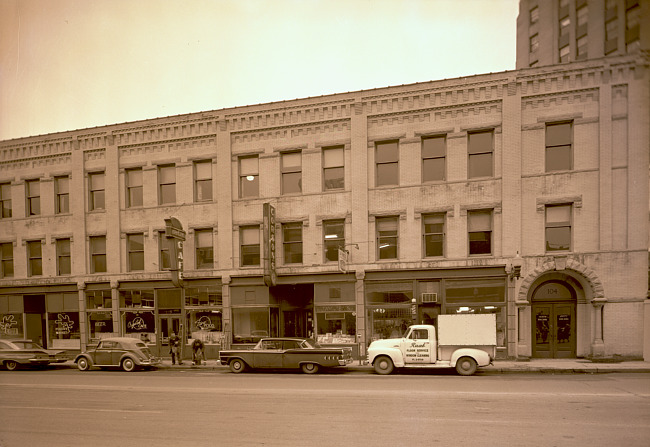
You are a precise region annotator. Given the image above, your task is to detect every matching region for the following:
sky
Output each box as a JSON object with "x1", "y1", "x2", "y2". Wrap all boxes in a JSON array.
[{"x1": 0, "y1": 0, "x2": 519, "y2": 141}]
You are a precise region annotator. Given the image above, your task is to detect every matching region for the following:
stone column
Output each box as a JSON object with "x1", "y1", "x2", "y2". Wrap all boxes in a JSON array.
[
  {"x1": 355, "y1": 269, "x2": 365, "y2": 361},
  {"x1": 591, "y1": 298, "x2": 607, "y2": 357},
  {"x1": 111, "y1": 279, "x2": 120, "y2": 336},
  {"x1": 221, "y1": 274, "x2": 232, "y2": 350},
  {"x1": 77, "y1": 281, "x2": 87, "y2": 351}
]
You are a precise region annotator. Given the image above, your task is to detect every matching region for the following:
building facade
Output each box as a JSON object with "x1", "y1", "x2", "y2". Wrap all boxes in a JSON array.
[{"x1": 1, "y1": 2, "x2": 648, "y2": 361}]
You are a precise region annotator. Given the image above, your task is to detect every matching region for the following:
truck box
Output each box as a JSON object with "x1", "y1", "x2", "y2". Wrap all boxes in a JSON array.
[{"x1": 437, "y1": 314, "x2": 497, "y2": 346}]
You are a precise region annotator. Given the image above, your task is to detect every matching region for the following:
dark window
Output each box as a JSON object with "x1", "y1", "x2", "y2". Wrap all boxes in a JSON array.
[
  {"x1": 283, "y1": 222, "x2": 303, "y2": 264},
  {"x1": 0, "y1": 242, "x2": 13, "y2": 278},
  {"x1": 546, "y1": 204, "x2": 572, "y2": 252},
  {"x1": 577, "y1": 35, "x2": 588, "y2": 58},
  {"x1": 0, "y1": 182, "x2": 11, "y2": 218},
  {"x1": 159, "y1": 233, "x2": 171, "y2": 270},
  {"x1": 323, "y1": 220, "x2": 345, "y2": 262},
  {"x1": 195, "y1": 229, "x2": 214, "y2": 269},
  {"x1": 323, "y1": 146, "x2": 344, "y2": 190},
  {"x1": 422, "y1": 136, "x2": 446, "y2": 182},
  {"x1": 27, "y1": 240, "x2": 42, "y2": 276},
  {"x1": 468, "y1": 130, "x2": 493, "y2": 179},
  {"x1": 559, "y1": 45, "x2": 570, "y2": 62},
  {"x1": 240, "y1": 226, "x2": 260, "y2": 266},
  {"x1": 468, "y1": 210, "x2": 492, "y2": 255},
  {"x1": 88, "y1": 172, "x2": 105, "y2": 211},
  {"x1": 26, "y1": 179, "x2": 40, "y2": 216},
  {"x1": 126, "y1": 168, "x2": 143, "y2": 208},
  {"x1": 376, "y1": 141, "x2": 399, "y2": 186},
  {"x1": 90, "y1": 236, "x2": 107, "y2": 273},
  {"x1": 546, "y1": 122, "x2": 573, "y2": 172},
  {"x1": 55, "y1": 176, "x2": 69, "y2": 214},
  {"x1": 127, "y1": 233, "x2": 145, "y2": 271},
  {"x1": 530, "y1": 33, "x2": 539, "y2": 54},
  {"x1": 281, "y1": 152, "x2": 302, "y2": 195},
  {"x1": 158, "y1": 165, "x2": 176, "y2": 205},
  {"x1": 56, "y1": 238, "x2": 71, "y2": 275},
  {"x1": 423, "y1": 213, "x2": 445, "y2": 257},
  {"x1": 530, "y1": 6, "x2": 538, "y2": 24},
  {"x1": 239, "y1": 156, "x2": 259, "y2": 198},
  {"x1": 194, "y1": 160, "x2": 213, "y2": 202},
  {"x1": 377, "y1": 216, "x2": 398, "y2": 260}
]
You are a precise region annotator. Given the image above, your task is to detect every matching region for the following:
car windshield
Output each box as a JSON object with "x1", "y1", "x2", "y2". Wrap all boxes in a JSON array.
[
  {"x1": 300, "y1": 340, "x2": 319, "y2": 349},
  {"x1": 12, "y1": 341, "x2": 43, "y2": 349}
]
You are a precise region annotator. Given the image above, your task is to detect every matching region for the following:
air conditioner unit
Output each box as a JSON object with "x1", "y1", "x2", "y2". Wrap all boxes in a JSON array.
[{"x1": 421, "y1": 293, "x2": 438, "y2": 303}]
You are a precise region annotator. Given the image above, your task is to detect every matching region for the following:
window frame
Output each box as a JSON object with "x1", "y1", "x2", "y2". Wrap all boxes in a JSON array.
[
  {"x1": 422, "y1": 135, "x2": 446, "y2": 183},
  {"x1": 323, "y1": 219, "x2": 345, "y2": 263},
  {"x1": 0, "y1": 242, "x2": 14, "y2": 278},
  {"x1": 239, "y1": 155, "x2": 259, "y2": 199},
  {"x1": 127, "y1": 233, "x2": 145, "y2": 272},
  {"x1": 282, "y1": 222, "x2": 303, "y2": 265},
  {"x1": 322, "y1": 146, "x2": 345, "y2": 191},
  {"x1": 26, "y1": 179, "x2": 41, "y2": 216},
  {"x1": 0, "y1": 182, "x2": 11, "y2": 219},
  {"x1": 54, "y1": 175, "x2": 70, "y2": 214},
  {"x1": 545, "y1": 121, "x2": 573, "y2": 172},
  {"x1": 240, "y1": 225, "x2": 261, "y2": 267},
  {"x1": 88, "y1": 172, "x2": 105, "y2": 211},
  {"x1": 194, "y1": 228, "x2": 214, "y2": 269},
  {"x1": 27, "y1": 240, "x2": 43, "y2": 277},
  {"x1": 89, "y1": 235, "x2": 107, "y2": 273},
  {"x1": 126, "y1": 167, "x2": 143, "y2": 208},
  {"x1": 467, "y1": 130, "x2": 494, "y2": 179},
  {"x1": 468, "y1": 209, "x2": 493, "y2": 256},
  {"x1": 56, "y1": 238, "x2": 71, "y2": 276},
  {"x1": 376, "y1": 216, "x2": 399, "y2": 260},
  {"x1": 422, "y1": 213, "x2": 445, "y2": 258},
  {"x1": 158, "y1": 164, "x2": 176, "y2": 205},
  {"x1": 281, "y1": 151, "x2": 302, "y2": 195},
  {"x1": 545, "y1": 204, "x2": 572, "y2": 252},
  {"x1": 159, "y1": 233, "x2": 171, "y2": 271},
  {"x1": 375, "y1": 140, "x2": 399, "y2": 187},
  {"x1": 194, "y1": 160, "x2": 213, "y2": 202}
]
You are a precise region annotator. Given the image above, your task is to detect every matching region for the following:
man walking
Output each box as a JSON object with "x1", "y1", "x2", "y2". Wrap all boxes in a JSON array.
[{"x1": 169, "y1": 331, "x2": 182, "y2": 365}]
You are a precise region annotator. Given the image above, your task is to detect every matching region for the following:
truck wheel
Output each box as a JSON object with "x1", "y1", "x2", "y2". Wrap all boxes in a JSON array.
[
  {"x1": 301, "y1": 363, "x2": 319, "y2": 374},
  {"x1": 455, "y1": 357, "x2": 477, "y2": 376},
  {"x1": 229, "y1": 359, "x2": 246, "y2": 373},
  {"x1": 373, "y1": 356, "x2": 394, "y2": 375},
  {"x1": 77, "y1": 357, "x2": 91, "y2": 371}
]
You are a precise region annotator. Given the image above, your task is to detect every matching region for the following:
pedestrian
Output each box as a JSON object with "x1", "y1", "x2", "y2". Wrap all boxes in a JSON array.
[
  {"x1": 192, "y1": 338, "x2": 204, "y2": 365},
  {"x1": 169, "y1": 332, "x2": 182, "y2": 365}
]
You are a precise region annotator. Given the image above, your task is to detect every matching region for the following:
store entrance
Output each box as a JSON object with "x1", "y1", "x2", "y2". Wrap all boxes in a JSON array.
[
  {"x1": 531, "y1": 281, "x2": 576, "y2": 359},
  {"x1": 24, "y1": 295, "x2": 46, "y2": 348},
  {"x1": 271, "y1": 284, "x2": 313, "y2": 339},
  {"x1": 159, "y1": 316, "x2": 181, "y2": 349}
]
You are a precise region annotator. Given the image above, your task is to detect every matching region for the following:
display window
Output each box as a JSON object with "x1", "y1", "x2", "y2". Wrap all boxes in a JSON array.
[
  {"x1": 316, "y1": 308, "x2": 356, "y2": 344},
  {"x1": 232, "y1": 307, "x2": 278, "y2": 343},
  {"x1": 0, "y1": 313, "x2": 23, "y2": 338},
  {"x1": 123, "y1": 310, "x2": 155, "y2": 343},
  {"x1": 87, "y1": 311, "x2": 114, "y2": 342},
  {"x1": 47, "y1": 293, "x2": 80, "y2": 349},
  {"x1": 366, "y1": 281, "x2": 413, "y2": 341},
  {"x1": 187, "y1": 310, "x2": 223, "y2": 344}
]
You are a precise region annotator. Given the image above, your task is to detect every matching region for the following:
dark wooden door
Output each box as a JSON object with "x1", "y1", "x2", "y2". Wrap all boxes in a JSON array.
[{"x1": 532, "y1": 303, "x2": 576, "y2": 358}]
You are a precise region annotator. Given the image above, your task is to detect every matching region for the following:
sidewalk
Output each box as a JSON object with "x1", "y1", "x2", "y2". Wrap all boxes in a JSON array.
[{"x1": 155, "y1": 358, "x2": 650, "y2": 374}]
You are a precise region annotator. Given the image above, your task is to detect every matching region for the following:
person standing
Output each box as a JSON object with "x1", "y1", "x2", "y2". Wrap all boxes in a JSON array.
[
  {"x1": 169, "y1": 331, "x2": 182, "y2": 365},
  {"x1": 192, "y1": 338, "x2": 204, "y2": 365}
]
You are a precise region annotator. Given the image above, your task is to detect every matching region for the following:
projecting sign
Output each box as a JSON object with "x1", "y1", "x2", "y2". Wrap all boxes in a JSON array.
[{"x1": 263, "y1": 203, "x2": 277, "y2": 287}]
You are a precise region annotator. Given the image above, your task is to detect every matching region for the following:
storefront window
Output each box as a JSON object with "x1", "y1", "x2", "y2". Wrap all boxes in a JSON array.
[
  {"x1": 47, "y1": 293, "x2": 80, "y2": 349},
  {"x1": 0, "y1": 313, "x2": 23, "y2": 338},
  {"x1": 233, "y1": 307, "x2": 273, "y2": 343},
  {"x1": 445, "y1": 278, "x2": 505, "y2": 304},
  {"x1": 87, "y1": 311, "x2": 113, "y2": 342},
  {"x1": 368, "y1": 308, "x2": 411, "y2": 341},
  {"x1": 86, "y1": 290, "x2": 112, "y2": 309},
  {"x1": 366, "y1": 282, "x2": 413, "y2": 304},
  {"x1": 185, "y1": 286, "x2": 222, "y2": 306},
  {"x1": 119, "y1": 290, "x2": 154, "y2": 308},
  {"x1": 366, "y1": 282, "x2": 414, "y2": 341},
  {"x1": 187, "y1": 310, "x2": 223, "y2": 344},
  {"x1": 316, "y1": 308, "x2": 356, "y2": 344},
  {"x1": 123, "y1": 311, "x2": 155, "y2": 343}
]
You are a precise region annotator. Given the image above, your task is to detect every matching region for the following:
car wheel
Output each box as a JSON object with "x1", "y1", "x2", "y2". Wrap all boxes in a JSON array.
[
  {"x1": 77, "y1": 357, "x2": 91, "y2": 371},
  {"x1": 373, "y1": 356, "x2": 394, "y2": 375},
  {"x1": 301, "y1": 363, "x2": 319, "y2": 374},
  {"x1": 229, "y1": 359, "x2": 246, "y2": 373},
  {"x1": 5, "y1": 361, "x2": 19, "y2": 371},
  {"x1": 121, "y1": 358, "x2": 136, "y2": 372},
  {"x1": 455, "y1": 356, "x2": 478, "y2": 376}
]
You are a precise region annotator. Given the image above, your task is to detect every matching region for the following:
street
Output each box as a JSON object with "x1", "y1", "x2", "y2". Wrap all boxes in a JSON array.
[{"x1": 1, "y1": 368, "x2": 649, "y2": 447}]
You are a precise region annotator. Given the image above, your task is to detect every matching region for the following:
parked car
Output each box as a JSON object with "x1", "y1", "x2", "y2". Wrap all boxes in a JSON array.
[
  {"x1": 219, "y1": 337, "x2": 353, "y2": 374},
  {"x1": 74, "y1": 337, "x2": 161, "y2": 372},
  {"x1": 0, "y1": 339, "x2": 68, "y2": 371}
]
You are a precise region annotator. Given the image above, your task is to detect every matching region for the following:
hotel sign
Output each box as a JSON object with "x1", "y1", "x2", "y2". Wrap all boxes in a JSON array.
[{"x1": 263, "y1": 203, "x2": 277, "y2": 287}]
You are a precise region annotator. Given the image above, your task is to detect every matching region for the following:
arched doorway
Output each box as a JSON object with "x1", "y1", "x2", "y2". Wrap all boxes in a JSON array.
[{"x1": 531, "y1": 281, "x2": 577, "y2": 358}]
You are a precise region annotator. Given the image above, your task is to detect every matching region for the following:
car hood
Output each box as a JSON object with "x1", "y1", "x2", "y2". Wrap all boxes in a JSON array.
[{"x1": 368, "y1": 338, "x2": 402, "y2": 350}]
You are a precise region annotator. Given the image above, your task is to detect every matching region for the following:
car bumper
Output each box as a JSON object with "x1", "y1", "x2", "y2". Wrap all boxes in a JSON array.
[
  {"x1": 140, "y1": 357, "x2": 162, "y2": 366},
  {"x1": 339, "y1": 358, "x2": 353, "y2": 366}
]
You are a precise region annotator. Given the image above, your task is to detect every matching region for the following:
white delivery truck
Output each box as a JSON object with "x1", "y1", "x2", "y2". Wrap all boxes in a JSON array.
[{"x1": 366, "y1": 313, "x2": 497, "y2": 376}]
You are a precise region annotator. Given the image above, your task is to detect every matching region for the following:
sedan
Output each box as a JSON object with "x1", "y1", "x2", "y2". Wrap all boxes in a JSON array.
[
  {"x1": 0, "y1": 339, "x2": 68, "y2": 371},
  {"x1": 219, "y1": 337, "x2": 353, "y2": 374},
  {"x1": 74, "y1": 337, "x2": 161, "y2": 372}
]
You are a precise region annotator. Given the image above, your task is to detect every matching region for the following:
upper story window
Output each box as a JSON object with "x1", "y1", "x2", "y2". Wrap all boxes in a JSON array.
[
  {"x1": 468, "y1": 130, "x2": 494, "y2": 179},
  {"x1": 127, "y1": 233, "x2": 145, "y2": 271},
  {"x1": 239, "y1": 156, "x2": 259, "y2": 198},
  {"x1": 158, "y1": 164, "x2": 176, "y2": 205},
  {"x1": 240, "y1": 226, "x2": 260, "y2": 267},
  {"x1": 625, "y1": 1, "x2": 640, "y2": 51},
  {"x1": 194, "y1": 160, "x2": 213, "y2": 202},
  {"x1": 545, "y1": 122, "x2": 573, "y2": 172},
  {"x1": 56, "y1": 238, "x2": 71, "y2": 275},
  {"x1": 281, "y1": 152, "x2": 302, "y2": 195},
  {"x1": 605, "y1": 16, "x2": 618, "y2": 53},
  {"x1": 159, "y1": 233, "x2": 171, "y2": 270},
  {"x1": 323, "y1": 219, "x2": 345, "y2": 263},
  {"x1": 559, "y1": 15, "x2": 571, "y2": 55},
  {"x1": 375, "y1": 140, "x2": 399, "y2": 186},
  {"x1": 89, "y1": 235, "x2": 107, "y2": 273},
  {"x1": 529, "y1": 33, "x2": 539, "y2": 54},
  {"x1": 195, "y1": 229, "x2": 214, "y2": 269},
  {"x1": 0, "y1": 242, "x2": 13, "y2": 278},
  {"x1": 546, "y1": 204, "x2": 572, "y2": 252},
  {"x1": 126, "y1": 168, "x2": 143, "y2": 208},
  {"x1": 468, "y1": 209, "x2": 492, "y2": 256},
  {"x1": 323, "y1": 146, "x2": 344, "y2": 191},
  {"x1": 577, "y1": 35, "x2": 588, "y2": 58},
  {"x1": 577, "y1": 5, "x2": 588, "y2": 31},
  {"x1": 559, "y1": 45, "x2": 570, "y2": 62},
  {"x1": 86, "y1": 289, "x2": 112, "y2": 310},
  {"x1": 529, "y1": 6, "x2": 539, "y2": 25},
  {"x1": 55, "y1": 176, "x2": 69, "y2": 214},
  {"x1": 376, "y1": 216, "x2": 399, "y2": 260},
  {"x1": 423, "y1": 213, "x2": 445, "y2": 258},
  {"x1": 1, "y1": 182, "x2": 12, "y2": 218},
  {"x1": 422, "y1": 136, "x2": 446, "y2": 182},
  {"x1": 282, "y1": 222, "x2": 303, "y2": 264},
  {"x1": 88, "y1": 172, "x2": 105, "y2": 211},
  {"x1": 27, "y1": 240, "x2": 43, "y2": 276},
  {"x1": 26, "y1": 179, "x2": 40, "y2": 216}
]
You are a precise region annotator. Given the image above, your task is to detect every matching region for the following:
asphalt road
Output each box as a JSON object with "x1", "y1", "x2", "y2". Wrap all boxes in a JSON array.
[{"x1": 1, "y1": 368, "x2": 649, "y2": 447}]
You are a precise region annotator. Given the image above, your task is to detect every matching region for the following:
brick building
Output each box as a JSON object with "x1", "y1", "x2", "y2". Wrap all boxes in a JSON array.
[{"x1": 0, "y1": 1, "x2": 648, "y2": 361}]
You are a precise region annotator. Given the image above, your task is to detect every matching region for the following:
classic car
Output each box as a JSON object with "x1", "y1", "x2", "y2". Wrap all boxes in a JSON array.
[
  {"x1": 219, "y1": 337, "x2": 353, "y2": 374},
  {"x1": 0, "y1": 339, "x2": 69, "y2": 371},
  {"x1": 74, "y1": 337, "x2": 161, "y2": 372}
]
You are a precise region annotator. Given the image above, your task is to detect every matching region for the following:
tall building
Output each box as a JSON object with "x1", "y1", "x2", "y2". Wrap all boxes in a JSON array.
[
  {"x1": 517, "y1": 0, "x2": 649, "y2": 68},
  {"x1": 0, "y1": 3, "x2": 648, "y2": 361}
]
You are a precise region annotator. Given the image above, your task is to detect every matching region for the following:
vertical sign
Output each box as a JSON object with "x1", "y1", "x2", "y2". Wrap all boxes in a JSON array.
[
  {"x1": 164, "y1": 217, "x2": 186, "y2": 288},
  {"x1": 263, "y1": 203, "x2": 276, "y2": 287},
  {"x1": 338, "y1": 247, "x2": 348, "y2": 273}
]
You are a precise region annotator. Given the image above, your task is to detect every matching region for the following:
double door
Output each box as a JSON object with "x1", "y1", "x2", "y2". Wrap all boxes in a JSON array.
[{"x1": 532, "y1": 303, "x2": 575, "y2": 358}]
